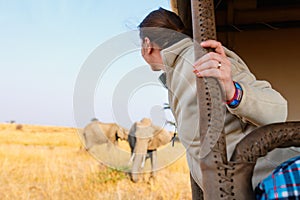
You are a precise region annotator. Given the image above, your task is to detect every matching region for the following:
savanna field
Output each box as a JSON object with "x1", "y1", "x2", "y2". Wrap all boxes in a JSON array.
[{"x1": 0, "y1": 123, "x2": 192, "y2": 200}]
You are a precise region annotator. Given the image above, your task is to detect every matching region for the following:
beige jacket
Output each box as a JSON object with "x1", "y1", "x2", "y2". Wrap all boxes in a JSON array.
[{"x1": 160, "y1": 38, "x2": 295, "y2": 189}]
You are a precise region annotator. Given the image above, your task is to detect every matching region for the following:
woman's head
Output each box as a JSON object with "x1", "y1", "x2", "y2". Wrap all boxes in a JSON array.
[
  {"x1": 139, "y1": 7, "x2": 188, "y2": 49},
  {"x1": 139, "y1": 8, "x2": 189, "y2": 71}
]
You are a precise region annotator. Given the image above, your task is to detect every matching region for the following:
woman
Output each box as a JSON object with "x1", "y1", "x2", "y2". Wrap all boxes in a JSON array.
[{"x1": 139, "y1": 7, "x2": 288, "y2": 198}]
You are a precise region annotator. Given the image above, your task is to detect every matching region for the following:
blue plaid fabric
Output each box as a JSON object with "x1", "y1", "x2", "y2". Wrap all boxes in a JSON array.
[{"x1": 255, "y1": 155, "x2": 300, "y2": 200}]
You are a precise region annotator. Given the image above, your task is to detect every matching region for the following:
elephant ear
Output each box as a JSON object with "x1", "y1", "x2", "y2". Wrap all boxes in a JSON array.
[
  {"x1": 128, "y1": 122, "x2": 137, "y2": 137},
  {"x1": 148, "y1": 126, "x2": 172, "y2": 150},
  {"x1": 116, "y1": 125, "x2": 128, "y2": 140}
]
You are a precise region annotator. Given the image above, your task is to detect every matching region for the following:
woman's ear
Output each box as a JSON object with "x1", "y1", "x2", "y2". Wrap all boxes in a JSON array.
[{"x1": 143, "y1": 37, "x2": 153, "y2": 54}]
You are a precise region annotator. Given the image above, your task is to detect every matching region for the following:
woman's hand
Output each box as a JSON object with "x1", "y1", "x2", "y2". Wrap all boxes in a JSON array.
[{"x1": 193, "y1": 40, "x2": 235, "y2": 101}]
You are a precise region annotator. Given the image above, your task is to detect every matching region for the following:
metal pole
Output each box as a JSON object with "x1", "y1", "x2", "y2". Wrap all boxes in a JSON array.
[{"x1": 190, "y1": 0, "x2": 226, "y2": 160}]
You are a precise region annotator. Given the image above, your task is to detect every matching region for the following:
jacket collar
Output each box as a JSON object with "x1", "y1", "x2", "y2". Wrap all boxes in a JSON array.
[
  {"x1": 160, "y1": 38, "x2": 194, "y2": 69},
  {"x1": 159, "y1": 38, "x2": 194, "y2": 88}
]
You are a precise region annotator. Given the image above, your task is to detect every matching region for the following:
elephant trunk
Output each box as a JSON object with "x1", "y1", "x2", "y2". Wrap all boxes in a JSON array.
[
  {"x1": 131, "y1": 153, "x2": 147, "y2": 182},
  {"x1": 130, "y1": 138, "x2": 149, "y2": 183}
]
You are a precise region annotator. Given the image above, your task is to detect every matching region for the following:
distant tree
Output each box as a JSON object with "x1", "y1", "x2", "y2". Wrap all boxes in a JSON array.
[
  {"x1": 163, "y1": 103, "x2": 177, "y2": 128},
  {"x1": 163, "y1": 103, "x2": 179, "y2": 145},
  {"x1": 163, "y1": 103, "x2": 171, "y2": 110},
  {"x1": 91, "y1": 118, "x2": 98, "y2": 122}
]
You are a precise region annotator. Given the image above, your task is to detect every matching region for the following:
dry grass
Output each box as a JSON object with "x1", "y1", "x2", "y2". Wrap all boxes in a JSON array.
[{"x1": 0, "y1": 123, "x2": 191, "y2": 200}]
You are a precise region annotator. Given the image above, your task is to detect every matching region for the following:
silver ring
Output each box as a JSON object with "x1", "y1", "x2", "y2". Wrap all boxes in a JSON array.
[{"x1": 217, "y1": 62, "x2": 222, "y2": 69}]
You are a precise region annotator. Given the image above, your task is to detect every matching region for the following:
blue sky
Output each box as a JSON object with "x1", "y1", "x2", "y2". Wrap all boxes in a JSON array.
[{"x1": 0, "y1": 0, "x2": 173, "y2": 128}]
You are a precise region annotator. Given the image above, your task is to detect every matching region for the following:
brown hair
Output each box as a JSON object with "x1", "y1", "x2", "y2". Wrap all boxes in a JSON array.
[{"x1": 138, "y1": 7, "x2": 189, "y2": 49}]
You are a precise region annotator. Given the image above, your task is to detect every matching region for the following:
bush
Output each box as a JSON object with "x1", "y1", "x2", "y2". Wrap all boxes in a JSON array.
[
  {"x1": 16, "y1": 124, "x2": 23, "y2": 131},
  {"x1": 91, "y1": 167, "x2": 129, "y2": 184}
]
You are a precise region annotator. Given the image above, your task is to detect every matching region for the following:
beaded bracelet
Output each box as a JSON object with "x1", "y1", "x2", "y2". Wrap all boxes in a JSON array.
[{"x1": 226, "y1": 81, "x2": 243, "y2": 108}]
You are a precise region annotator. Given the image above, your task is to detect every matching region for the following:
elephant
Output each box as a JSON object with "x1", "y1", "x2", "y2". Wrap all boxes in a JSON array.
[
  {"x1": 82, "y1": 119, "x2": 128, "y2": 151},
  {"x1": 128, "y1": 118, "x2": 174, "y2": 182}
]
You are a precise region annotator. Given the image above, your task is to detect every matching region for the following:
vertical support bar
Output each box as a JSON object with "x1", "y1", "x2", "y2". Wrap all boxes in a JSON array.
[
  {"x1": 191, "y1": 0, "x2": 217, "y2": 45},
  {"x1": 190, "y1": 0, "x2": 227, "y2": 160}
]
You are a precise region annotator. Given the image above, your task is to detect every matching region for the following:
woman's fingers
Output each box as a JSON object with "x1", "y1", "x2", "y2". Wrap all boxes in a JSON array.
[
  {"x1": 193, "y1": 40, "x2": 230, "y2": 73},
  {"x1": 194, "y1": 52, "x2": 221, "y2": 68},
  {"x1": 200, "y1": 40, "x2": 226, "y2": 56},
  {"x1": 194, "y1": 39, "x2": 226, "y2": 69},
  {"x1": 192, "y1": 40, "x2": 235, "y2": 100},
  {"x1": 194, "y1": 67, "x2": 221, "y2": 78},
  {"x1": 194, "y1": 59, "x2": 219, "y2": 71}
]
